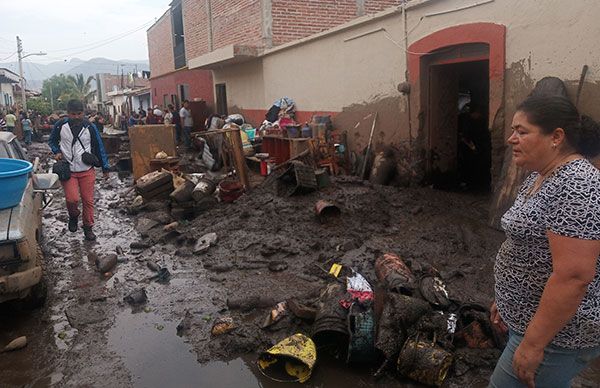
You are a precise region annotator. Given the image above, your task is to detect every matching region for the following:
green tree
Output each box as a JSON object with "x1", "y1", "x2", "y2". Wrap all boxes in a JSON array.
[
  {"x1": 27, "y1": 97, "x2": 52, "y2": 115},
  {"x1": 68, "y1": 73, "x2": 95, "y2": 104},
  {"x1": 41, "y1": 74, "x2": 76, "y2": 111},
  {"x1": 41, "y1": 73, "x2": 96, "y2": 111}
]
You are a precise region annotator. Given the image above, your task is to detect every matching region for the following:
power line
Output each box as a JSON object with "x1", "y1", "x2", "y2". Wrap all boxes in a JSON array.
[
  {"x1": 43, "y1": 19, "x2": 154, "y2": 57},
  {"x1": 0, "y1": 51, "x2": 17, "y2": 61},
  {"x1": 60, "y1": 23, "x2": 154, "y2": 57},
  {"x1": 24, "y1": 59, "x2": 49, "y2": 79}
]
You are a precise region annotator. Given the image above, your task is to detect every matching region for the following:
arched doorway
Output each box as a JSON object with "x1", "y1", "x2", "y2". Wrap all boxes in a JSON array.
[{"x1": 408, "y1": 23, "x2": 506, "y2": 192}]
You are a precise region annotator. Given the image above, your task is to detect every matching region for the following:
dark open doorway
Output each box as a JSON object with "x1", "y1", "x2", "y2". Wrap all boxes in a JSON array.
[
  {"x1": 425, "y1": 48, "x2": 491, "y2": 192},
  {"x1": 215, "y1": 83, "x2": 228, "y2": 116}
]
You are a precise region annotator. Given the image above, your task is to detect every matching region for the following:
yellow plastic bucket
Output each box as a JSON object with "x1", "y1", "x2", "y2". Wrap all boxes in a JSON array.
[{"x1": 258, "y1": 333, "x2": 317, "y2": 383}]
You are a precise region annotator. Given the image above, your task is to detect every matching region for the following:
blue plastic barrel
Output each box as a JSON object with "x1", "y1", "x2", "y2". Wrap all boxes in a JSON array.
[{"x1": 0, "y1": 158, "x2": 33, "y2": 209}]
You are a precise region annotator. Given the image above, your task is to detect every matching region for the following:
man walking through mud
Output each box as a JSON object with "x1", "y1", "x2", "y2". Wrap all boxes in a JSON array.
[{"x1": 49, "y1": 99, "x2": 110, "y2": 241}]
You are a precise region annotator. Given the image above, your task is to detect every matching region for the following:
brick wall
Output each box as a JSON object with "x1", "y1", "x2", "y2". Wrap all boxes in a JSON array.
[
  {"x1": 271, "y1": 0, "x2": 401, "y2": 46},
  {"x1": 183, "y1": 0, "x2": 264, "y2": 59},
  {"x1": 147, "y1": 10, "x2": 175, "y2": 77},
  {"x1": 364, "y1": 0, "x2": 402, "y2": 14},
  {"x1": 180, "y1": 0, "x2": 400, "y2": 59},
  {"x1": 211, "y1": 0, "x2": 263, "y2": 49},
  {"x1": 183, "y1": 0, "x2": 210, "y2": 60}
]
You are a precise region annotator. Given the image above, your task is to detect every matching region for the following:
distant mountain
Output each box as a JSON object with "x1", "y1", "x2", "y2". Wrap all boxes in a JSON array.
[{"x1": 0, "y1": 57, "x2": 149, "y2": 91}]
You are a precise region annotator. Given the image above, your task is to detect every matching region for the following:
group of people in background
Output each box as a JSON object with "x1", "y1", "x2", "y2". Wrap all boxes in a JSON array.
[
  {"x1": 0, "y1": 99, "x2": 195, "y2": 150},
  {"x1": 0, "y1": 109, "x2": 44, "y2": 145},
  {"x1": 115, "y1": 100, "x2": 193, "y2": 148}
]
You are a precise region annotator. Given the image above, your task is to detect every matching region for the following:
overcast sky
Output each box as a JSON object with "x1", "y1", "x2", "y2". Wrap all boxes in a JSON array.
[{"x1": 0, "y1": 0, "x2": 169, "y2": 64}]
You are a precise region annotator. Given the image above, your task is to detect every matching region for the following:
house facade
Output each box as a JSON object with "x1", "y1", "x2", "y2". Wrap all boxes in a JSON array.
[
  {"x1": 148, "y1": 0, "x2": 600, "y2": 222},
  {"x1": 147, "y1": 0, "x2": 400, "y2": 112},
  {"x1": 0, "y1": 68, "x2": 20, "y2": 110}
]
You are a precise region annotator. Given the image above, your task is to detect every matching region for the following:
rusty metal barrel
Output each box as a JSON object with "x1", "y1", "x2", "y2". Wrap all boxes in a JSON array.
[
  {"x1": 375, "y1": 252, "x2": 417, "y2": 295},
  {"x1": 397, "y1": 337, "x2": 453, "y2": 387},
  {"x1": 312, "y1": 282, "x2": 349, "y2": 349}
]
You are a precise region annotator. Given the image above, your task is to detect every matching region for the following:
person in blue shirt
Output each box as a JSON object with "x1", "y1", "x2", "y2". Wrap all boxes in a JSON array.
[{"x1": 21, "y1": 113, "x2": 33, "y2": 145}]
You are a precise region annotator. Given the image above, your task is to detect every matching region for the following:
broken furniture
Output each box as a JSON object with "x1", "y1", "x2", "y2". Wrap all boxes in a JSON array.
[
  {"x1": 129, "y1": 125, "x2": 177, "y2": 180},
  {"x1": 199, "y1": 128, "x2": 250, "y2": 189},
  {"x1": 261, "y1": 136, "x2": 312, "y2": 164},
  {"x1": 150, "y1": 157, "x2": 180, "y2": 175},
  {"x1": 135, "y1": 170, "x2": 174, "y2": 200}
]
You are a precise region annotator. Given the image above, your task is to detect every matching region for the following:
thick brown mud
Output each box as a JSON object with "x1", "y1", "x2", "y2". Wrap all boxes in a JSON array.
[{"x1": 0, "y1": 141, "x2": 598, "y2": 387}]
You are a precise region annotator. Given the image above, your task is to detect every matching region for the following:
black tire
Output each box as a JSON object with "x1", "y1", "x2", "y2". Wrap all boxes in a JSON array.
[{"x1": 22, "y1": 277, "x2": 48, "y2": 310}]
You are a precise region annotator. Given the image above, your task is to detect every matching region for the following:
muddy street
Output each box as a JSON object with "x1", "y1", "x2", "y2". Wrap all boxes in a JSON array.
[{"x1": 0, "y1": 141, "x2": 598, "y2": 388}]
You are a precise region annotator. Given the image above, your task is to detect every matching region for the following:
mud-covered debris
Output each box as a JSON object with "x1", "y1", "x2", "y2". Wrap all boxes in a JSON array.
[
  {"x1": 177, "y1": 310, "x2": 193, "y2": 336},
  {"x1": 96, "y1": 254, "x2": 118, "y2": 273},
  {"x1": 192, "y1": 178, "x2": 216, "y2": 201},
  {"x1": 65, "y1": 305, "x2": 107, "y2": 328},
  {"x1": 397, "y1": 336, "x2": 453, "y2": 387},
  {"x1": 315, "y1": 200, "x2": 341, "y2": 223},
  {"x1": 258, "y1": 333, "x2": 316, "y2": 383},
  {"x1": 375, "y1": 252, "x2": 417, "y2": 295},
  {"x1": 124, "y1": 288, "x2": 148, "y2": 305},
  {"x1": 131, "y1": 195, "x2": 144, "y2": 208},
  {"x1": 130, "y1": 241, "x2": 151, "y2": 250},
  {"x1": 227, "y1": 295, "x2": 276, "y2": 312},
  {"x1": 211, "y1": 263, "x2": 233, "y2": 273},
  {"x1": 287, "y1": 299, "x2": 317, "y2": 321},
  {"x1": 211, "y1": 317, "x2": 235, "y2": 336},
  {"x1": 163, "y1": 221, "x2": 179, "y2": 232},
  {"x1": 411, "y1": 205, "x2": 424, "y2": 215},
  {"x1": 136, "y1": 217, "x2": 160, "y2": 235},
  {"x1": 146, "y1": 260, "x2": 161, "y2": 272},
  {"x1": 420, "y1": 274, "x2": 451, "y2": 308},
  {"x1": 150, "y1": 267, "x2": 171, "y2": 283},
  {"x1": 2, "y1": 336, "x2": 27, "y2": 353},
  {"x1": 268, "y1": 261, "x2": 288, "y2": 272},
  {"x1": 193, "y1": 232, "x2": 217, "y2": 254},
  {"x1": 136, "y1": 170, "x2": 174, "y2": 201},
  {"x1": 376, "y1": 293, "x2": 431, "y2": 359},
  {"x1": 457, "y1": 321, "x2": 495, "y2": 349},
  {"x1": 170, "y1": 179, "x2": 196, "y2": 203},
  {"x1": 261, "y1": 301, "x2": 287, "y2": 329}
]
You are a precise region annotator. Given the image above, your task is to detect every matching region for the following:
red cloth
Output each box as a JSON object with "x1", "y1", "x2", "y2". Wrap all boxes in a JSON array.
[
  {"x1": 61, "y1": 168, "x2": 96, "y2": 227},
  {"x1": 339, "y1": 290, "x2": 374, "y2": 309}
]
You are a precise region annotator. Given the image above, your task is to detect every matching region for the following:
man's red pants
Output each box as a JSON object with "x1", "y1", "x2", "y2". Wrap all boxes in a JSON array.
[{"x1": 61, "y1": 168, "x2": 96, "y2": 227}]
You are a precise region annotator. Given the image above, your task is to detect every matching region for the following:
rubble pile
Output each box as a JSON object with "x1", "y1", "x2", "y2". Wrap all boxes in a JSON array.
[{"x1": 123, "y1": 170, "x2": 505, "y2": 385}]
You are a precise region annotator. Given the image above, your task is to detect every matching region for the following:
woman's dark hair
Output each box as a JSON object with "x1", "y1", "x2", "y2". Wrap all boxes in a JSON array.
[{"x1": 517, "y1": 96, "x2": 600, "y2": 158}]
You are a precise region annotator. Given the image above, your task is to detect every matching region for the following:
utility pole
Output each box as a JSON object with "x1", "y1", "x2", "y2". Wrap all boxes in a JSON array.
[
  {"x1": 16, "y1": 36, "x2": 46, "y2": 112},
  {"x1": 49, "y1": 84, "x2": 54, "y2": 111},
  {"x1": 16, "y1": 36, "x2": 26, "y2": 112}
]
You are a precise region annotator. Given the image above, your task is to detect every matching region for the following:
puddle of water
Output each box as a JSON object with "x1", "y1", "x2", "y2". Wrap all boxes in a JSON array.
[
  {"x1": 107, "y1": 310, "x2": 411, "y2": 388},
  {"x1": 108, "y1": 311, "x2": 261, "y2": 388}
]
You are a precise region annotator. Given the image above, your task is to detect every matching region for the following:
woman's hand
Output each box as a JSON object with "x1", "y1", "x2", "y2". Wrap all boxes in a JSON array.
[
  {"x1": 490, "y1": 301, "x2": 508, "y2": 334},
  {"x1": 513, "y1": 340, "x2": 544, "y2": 388}
]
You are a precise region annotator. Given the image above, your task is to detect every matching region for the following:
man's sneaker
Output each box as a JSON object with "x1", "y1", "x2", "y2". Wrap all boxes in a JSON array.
[
  {"x1": 83, "y1": 226, "x2": 96, "y2": 241},
  {"x1": 68, "y1": 217, "x2": 78, "y2": 232}
]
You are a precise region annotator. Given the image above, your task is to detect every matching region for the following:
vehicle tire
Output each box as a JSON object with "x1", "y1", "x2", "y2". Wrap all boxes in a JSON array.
[
  {"x1": 22, "y1": 245, "x2": 47, "y2": 309},
  {"x1": 22, "y1": 277, "x2": 48, "y2": 310}
]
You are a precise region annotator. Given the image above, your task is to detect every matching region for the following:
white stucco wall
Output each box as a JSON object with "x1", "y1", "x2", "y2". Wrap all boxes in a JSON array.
[{"x1": 0, "y1": 83, "x2": 15, "y2": 107}]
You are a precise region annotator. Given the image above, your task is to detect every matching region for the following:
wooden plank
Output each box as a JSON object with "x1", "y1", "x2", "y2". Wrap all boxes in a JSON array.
[
  {"x1": 129, "y1": 125, "x2": 177, "y2": 180},
  {"x1": 229, "y1": 128, "x2": 250, "y2": 189}
]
